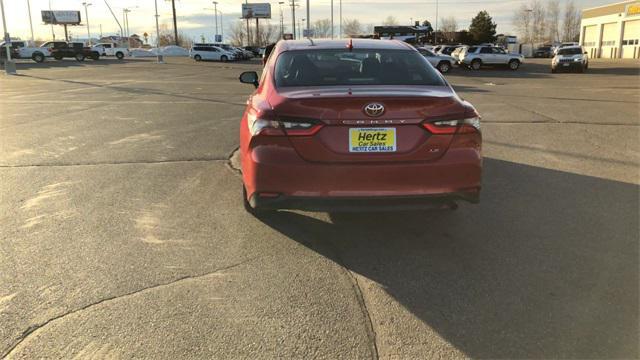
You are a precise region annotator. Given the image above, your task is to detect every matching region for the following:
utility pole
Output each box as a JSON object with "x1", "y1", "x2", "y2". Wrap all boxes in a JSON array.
[
  {"x1": 291, "y1": 0, "x2": 296, "y2": 40},
  {"x1": 103, "y1": 0, "x2": 123, "y2": 43},
  {"x1": 306, "y1": 0, "x2": 309, "y2": 35},
  {"x1": 434, "y1": 0, "x2": 438, "y2": 44},
  {"x1": 279, "y1": 1, "x2": 284, "y2": 39},
  {"x1": 212, "y1": 1, "x2": 218, "y2": 39},
  {"x1": 339, "y1": 0, "x2": 342, "y2": 38},
  {"x1": 27, "y1": 0, "x2": 35, "y2": 42},
  {"x1": 99, "y1": 24, "x2": 102, "y2": 38},
  {"x1": 171, "y1": 0, "x2": 178, "y2": 45},
  {"x1": 331, "y1": 0, "x2": 334, "y2": 38},
  {"x1": 1, "y1": 0, "x2": 16, "y2": 74},
  {"x1": 49, "y1": 0, "x2": 55, "y2": 39},
  {"x1": 82, "y1": 2, "x2": 92, "y2": 45},
  {"x1": 154, "y1": 0, "x2": 162, "y2": 63},
  {"x1": 245, "y1": 0, "x2": 250, "y2": 46}
]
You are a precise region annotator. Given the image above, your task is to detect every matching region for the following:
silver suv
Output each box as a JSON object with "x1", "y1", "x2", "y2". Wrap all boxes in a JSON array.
[
  {"x1": 459, "y1": 46, "x2": 525, "y2": 70},
  {"x1": 416, "y1": 47, "x2": 455, "y2": 73}
]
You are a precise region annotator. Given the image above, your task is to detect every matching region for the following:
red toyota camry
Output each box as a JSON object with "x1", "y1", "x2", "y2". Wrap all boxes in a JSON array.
[{"x1": 238, "y1": 39, "x2": 482, "y2": 213}]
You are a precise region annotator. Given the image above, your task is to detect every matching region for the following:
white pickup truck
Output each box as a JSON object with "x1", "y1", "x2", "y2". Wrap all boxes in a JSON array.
[
  {"x1": 0, "y1": 40, "x2": 51, "y2": 63},
  {"x1": 91, "y1": 43, "x2": 129, "y2": 59}
]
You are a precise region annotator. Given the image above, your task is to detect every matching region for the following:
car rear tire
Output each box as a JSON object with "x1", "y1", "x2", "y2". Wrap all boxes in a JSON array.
[
  {"x1": 32, "y1": 52, "x2": 45, "y2": 63},
  {"x1": 91, "y1": 52, "x2": 100, "y2": 61},
  {"x1": 471, "y1": 59, "x2": 482, "y2": 70},
  {"x1": 53, "y1": 54, "x2": 63, "y2": 60},
  {"x1": 220, "y1": 55, "x2": 228, "y2": 62},
  {"x1": 508, "y1": 59, "x2": 520, "y2": 70},
  {"x1": 437, "y1": 61, "x2": 451, "y2": 73},
  {"x1": 194, "y1": 54, "x2": 202, "y2": 61},
  {"x1": 243, "y1": 186, "x2": 273, "y2": 217},
  {"x1": 115, "y1": 51, "x2": 124, "y2": 60},
  {"x1": 75, "y1": 53, "x2": 85, "y2": 61}
]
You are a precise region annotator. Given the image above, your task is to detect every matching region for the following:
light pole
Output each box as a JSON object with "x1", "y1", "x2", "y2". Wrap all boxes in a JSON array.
[
  {"x1": 339, "y1": 0, "x2": 342, "y2": 38},
  {"x1": 154, "y1": 0, "x2": 162, "y2": 63},
  {"x1": 49, "y1": 0, "x2": 55, "y2": 39},
  {"x1": 26, "y1": 0, "x2": 35, "y2": 42},
  {"x1": 299, "y1": 18, "x2": 305, "y2": 38},
  {"x1": 212, "y1": 1, "x2": 218, "y2": 39},
  {"x1": 306, "y1": 0, "x2": 309, "y2": 35},
  {"x1": 82, "y1": 2, "x2": 92, "y2": 45},
  {"x1": 434, "y1": 0, "x2": 438, "y2": 44},
  {"x1": 330, "y1": 0, "x2": 334, "y2": 38},
  {"x1": 290, "y1": 0, "x2": 296, "y2": 40},
  {"x1": 278, "y1": 1, "x2": 284, "y2": 39},
  {"x1": 1, "y1": 0, "x2": 16, "y2": 74}
]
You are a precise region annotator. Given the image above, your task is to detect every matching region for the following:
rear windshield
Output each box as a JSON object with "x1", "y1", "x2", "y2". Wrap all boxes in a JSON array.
[
  {"x1": 558, "y1": 48, "x2": 582, "y2": 55},
  {"x1": 274, "y1": 49, "x2": 446, "y2": 87}
]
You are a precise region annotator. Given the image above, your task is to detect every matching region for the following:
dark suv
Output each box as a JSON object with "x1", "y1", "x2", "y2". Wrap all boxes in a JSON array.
[{"x1": 42, "y1": 41, "x2": 100, "y2": 61}]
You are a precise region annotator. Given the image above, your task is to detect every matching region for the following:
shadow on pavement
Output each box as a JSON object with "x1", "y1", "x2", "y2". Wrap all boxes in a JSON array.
[{"x1": 257, "y1": 158, "x2": 639, "y2": 358}]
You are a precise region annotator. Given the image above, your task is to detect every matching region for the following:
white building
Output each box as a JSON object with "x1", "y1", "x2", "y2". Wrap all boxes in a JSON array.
[{"x1": 580, "y1": 1, "x2": 640, "y2": 59}]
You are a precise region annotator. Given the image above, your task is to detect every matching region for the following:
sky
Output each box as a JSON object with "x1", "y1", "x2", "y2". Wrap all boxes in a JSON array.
[{"x1": 0, "y1": 0, "x2": 619, "y2": 44}]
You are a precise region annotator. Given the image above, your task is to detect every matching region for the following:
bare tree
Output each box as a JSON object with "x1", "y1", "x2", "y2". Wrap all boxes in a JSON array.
[
  {"x1": 158, "y1": 23, "x2": 192, "y2": 47},
  {"x1": 562, "y1": 0, "x2": 581, "y2": 42},
  {"x1": 531, "y1": 0, "x2": 547, "y2": 43},
  {"x1": 546, "y1": 0, "x2": 561, "y2": 42},
  {"x1": 440, "y1": 16, "x2": 457, "y2": 42},
  {"x1": 313, "y1": 19, "x2": 332, "y2": 38},
  {"x1": 258, "y1": 21, "x2": 279, "y2": 45},
  {"x1": 512, "y1": 3, "x2": 533, "y2": 43},
  {"x1": 383, "y1": 16, "x2": 398, "y2": 26},
  {"x1": 229, "y1": 20, "x2": 247, "y2": 46},
  {"x1": 343, "y1": 19, "x2": 363, "y2": 36}
]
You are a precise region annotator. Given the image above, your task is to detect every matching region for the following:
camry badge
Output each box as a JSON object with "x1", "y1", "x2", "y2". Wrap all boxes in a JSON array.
[{"x1": 363, "y1": 103, "x2": 385, "y2": 117}]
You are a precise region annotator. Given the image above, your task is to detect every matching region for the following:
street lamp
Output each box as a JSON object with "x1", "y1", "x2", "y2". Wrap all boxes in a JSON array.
[
  {"x1": 212, "y1": 1, "x2": 218, "y2": 38},
  {"x1": 153, "y1": 0, "x2": 162, "y2": 63},
  {"x1": 82, "y1": 2, "x2": 92, "y2": 45},
  {"x1": 27, "y1": 0, "x2": 35, "y2": 42},
  {"x1": 278, "y1": 1, "x2": 284, "y2": 39},
  {"x1": 330, "y1": 0, "x2": 333, "y2": 38},
  {"x1": 0, "y1": 0, "x2": 16, "y2": 74}
]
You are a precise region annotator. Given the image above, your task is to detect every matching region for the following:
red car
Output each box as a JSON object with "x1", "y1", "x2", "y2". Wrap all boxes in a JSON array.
[{"x1": 238, "y1": 39, "x2": 481, "y2": 213}]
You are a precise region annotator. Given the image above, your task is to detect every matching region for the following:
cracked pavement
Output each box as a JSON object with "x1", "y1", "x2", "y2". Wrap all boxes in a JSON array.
[{"x1": 1, "y1": 57, "x2": 638, "y2": 359}]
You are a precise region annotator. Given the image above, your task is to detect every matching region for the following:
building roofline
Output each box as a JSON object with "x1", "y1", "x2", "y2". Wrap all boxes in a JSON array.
[{"x1": 582, "y1": 0, "x2": 635, "y2": 12}]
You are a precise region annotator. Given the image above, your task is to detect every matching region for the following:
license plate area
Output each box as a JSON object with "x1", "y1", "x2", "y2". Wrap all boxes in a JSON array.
[{"x1": 349, "y1": 127, "x2": 396, "y2": 153}]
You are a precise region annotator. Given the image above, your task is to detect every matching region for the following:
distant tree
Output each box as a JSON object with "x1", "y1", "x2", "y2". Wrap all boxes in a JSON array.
[
  {"x1": 512, "y1": 4, "x2": 532, "y2": 43},
  {"x1": 530, "y1": 0, "x2": 547, "y2": 43},
  {"x1": 343, "y1": 19, "x2": 363, "y2": 36},
  {"x1": 440, "y1": 16, "x2": 457, "y2": 42},
  {"x1": 313, "y1": 19, "x2": 332, "y2": 38},
  {"x1": 383, "y1": 16, "x2": 399, "y2": 26},
  {"x1": 468, "y1": 10, "x2": 497, "y2": 44},
  {"x1": 158, "y1": 23, "x2": 192, "y2": 47},
  {"x1": 229, "y1": 20, "x2": 247, "y2": 46},
  {"x1": 546, "y1": 0, "x2": 561, "y2": 42},
  {"x1": 562, "y1": 0, "x2": 581, "y2": 41}
]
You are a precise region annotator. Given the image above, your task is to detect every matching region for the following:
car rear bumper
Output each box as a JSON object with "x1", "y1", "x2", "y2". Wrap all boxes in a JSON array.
[
  {"x1": 249, "y1": 191, "x2": 479, "y2": 212},
  {"x1": 243, "y1": 144, "x2": 482, "y2": 211}
]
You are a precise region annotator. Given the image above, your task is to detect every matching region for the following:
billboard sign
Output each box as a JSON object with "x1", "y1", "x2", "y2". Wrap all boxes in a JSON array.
[
  {"x1": 303, "y1": 29, "x2": 315, "y2": 37},
  {"x1": 241, "y1": 3, "x2": 271, "y2": 19},
  {"x1": 41, "y1": 10, "x2": 81, "y2": 25}
]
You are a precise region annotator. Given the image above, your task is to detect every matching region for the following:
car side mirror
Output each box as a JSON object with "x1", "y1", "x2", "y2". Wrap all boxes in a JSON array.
[{"x1": 239, "y1": 71, "x2": 259, "y2": 88}]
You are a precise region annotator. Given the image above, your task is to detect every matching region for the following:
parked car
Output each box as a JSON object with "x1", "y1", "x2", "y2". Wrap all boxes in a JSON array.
[
  {"x1": 450, "y1": 45, "x2": 468, "y2": 63},
  {"x1": 91, "y1": 42, "x2": 129, "y2": 59},
  {"x1": 244, "y1": 46, "x2": 261, "y2": 56},
  {"x1": 534, "y1": 46, "x2": 554, "y2": 58},
  {"x1": 459, "y1": 45, "x2": 524, "y2": 70},
  {"x1": 551, "y1": 46, "x2": 589, "y2": 73},
  {"x1": 237, "y1": 39, "x2": 481, "y2": 214},
  {"x1": 41, "y1": 41, "x2": 100, "y2": 61},
  {"x1": 189, "y1": 44, "x2": 236, "y2": 62},
  {"x1": 235, "y1": 47, "x2": 254, "y2": 59},
  {"x1": 0, "y1": 40, "x2": 50, "y2": 63},
  {"x1": 436, "y1": 45, "x2": 461, "y2": 55},
  {"x1": 416, "y1": 47, "x2": 455, "y2": 73}
]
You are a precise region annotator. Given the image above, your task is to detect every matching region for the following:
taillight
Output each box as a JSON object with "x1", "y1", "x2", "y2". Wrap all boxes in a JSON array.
[
  {"x1": 248, "y1": 114, "x2": 322, "y2": 137},
  {"x1": 422, "y1": 117, "x2": 481, "y2": 135}
]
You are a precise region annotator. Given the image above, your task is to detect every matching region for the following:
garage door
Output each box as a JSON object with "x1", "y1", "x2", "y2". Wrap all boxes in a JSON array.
[
  {"x1": 583, "y1": 25, "x2": 599, "y2": 58},
  {"x1": 601, "y1": 22, "x2": 618, "y2": 58},
  {"x1": 622, "y1": 20, "x2": 640, "y2": 58}
]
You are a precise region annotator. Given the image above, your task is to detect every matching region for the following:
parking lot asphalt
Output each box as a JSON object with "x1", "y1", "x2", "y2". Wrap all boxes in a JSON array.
[{"x1": 1, "y1": 57, "x2": 639, "y2": 359}]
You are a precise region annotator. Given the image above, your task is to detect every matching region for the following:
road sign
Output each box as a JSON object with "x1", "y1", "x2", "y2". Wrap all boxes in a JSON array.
[
  {"x1": 303, "y1": 29, "x2": 315, "y2": 37},
  {"x1": 41, "y1": 10, "x2": 81, "y2": 25},
  {"x1": 241, "y1": 3, "x2": 271, "y2": 19},
  {"x1": 215, "y1": 34, "x2": 222, "y2": 43}
]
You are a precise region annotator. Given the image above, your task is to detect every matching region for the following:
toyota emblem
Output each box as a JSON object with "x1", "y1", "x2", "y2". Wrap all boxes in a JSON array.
[{"x1": 363, "y1": 103, "x2": 385, "y2": 117}]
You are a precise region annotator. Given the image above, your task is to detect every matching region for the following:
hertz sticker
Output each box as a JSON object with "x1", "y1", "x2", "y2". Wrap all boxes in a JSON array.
[{"x1": 349, "y1": 128, "x2": 397, "y2": 153}]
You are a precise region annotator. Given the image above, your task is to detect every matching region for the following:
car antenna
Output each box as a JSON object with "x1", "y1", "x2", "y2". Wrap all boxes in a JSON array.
[
  {"x1": 307, "y1": 37, "x2": 315, "y2": 46},
  {"x1": 346, "y1": 38, "x2": 353, "y2": 52}
]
